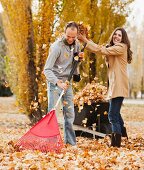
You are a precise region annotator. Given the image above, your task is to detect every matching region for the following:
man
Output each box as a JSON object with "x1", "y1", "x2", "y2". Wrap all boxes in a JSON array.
[{"x1": 44, "y1": 22, "x2": 84, "y2": 146}]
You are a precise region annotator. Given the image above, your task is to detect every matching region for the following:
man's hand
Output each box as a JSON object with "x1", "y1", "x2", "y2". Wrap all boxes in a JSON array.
[{"x1": 56, "y1": 80, "x2": 69, "y2": 91}]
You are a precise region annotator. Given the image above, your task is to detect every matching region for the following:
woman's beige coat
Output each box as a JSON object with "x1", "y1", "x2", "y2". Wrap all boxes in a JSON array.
[{"x1": 86, "y1": 41, "x2": 129, "y2": 99}]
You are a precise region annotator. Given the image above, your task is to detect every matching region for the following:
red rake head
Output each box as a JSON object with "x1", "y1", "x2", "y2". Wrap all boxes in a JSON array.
[{"x1": 15, "y1": 110, "x2": 63, "y2": 153}]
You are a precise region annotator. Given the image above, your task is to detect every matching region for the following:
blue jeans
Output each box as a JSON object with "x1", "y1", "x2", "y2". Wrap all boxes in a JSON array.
[
  {"x1": 108, "y1": 97, "x2": 124, "y2": 134},
  {"x1": 47, "y1": 82, "x2": 76, "y2": 145}
]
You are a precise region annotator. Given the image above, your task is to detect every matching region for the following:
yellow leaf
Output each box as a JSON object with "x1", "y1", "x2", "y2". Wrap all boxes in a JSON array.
[
  {"x1": 104, "y1": 111, "x2": 108, "y2": 115},
  {"x1": 100, "y1": 64, "x2": 104, "y2": 68},
  {"x1": 43, "y1": 97, "x2": 47, "y2": 101}
]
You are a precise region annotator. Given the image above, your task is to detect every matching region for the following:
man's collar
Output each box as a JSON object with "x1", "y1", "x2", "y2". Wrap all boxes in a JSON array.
[{"x1": 62, "y1": 37, "x2": 75, "y2": 47}]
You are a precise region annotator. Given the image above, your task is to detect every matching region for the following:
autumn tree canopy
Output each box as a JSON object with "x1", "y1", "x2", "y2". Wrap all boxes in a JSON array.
[
  {"x1": 0, "y1": 0, "x2": 134, "y2": 122},
  {"x1": 58, "y1": 0, "x2": 134, "y2": 88},
  {"x1": 1, "y1": 0, "x2": 57, "y2": 123}
]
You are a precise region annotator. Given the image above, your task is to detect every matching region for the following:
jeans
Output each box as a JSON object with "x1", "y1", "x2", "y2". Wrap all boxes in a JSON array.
[
  {"x1": 108, "y1": 97, "x2": 124, "y2": 134},
  {"x1": 47, "y1": 82, "x2": 76, "y2": 145}
]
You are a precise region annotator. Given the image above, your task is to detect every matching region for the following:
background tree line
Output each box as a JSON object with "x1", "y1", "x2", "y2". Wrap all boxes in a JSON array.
[
  {"x1": 128, "y1": 25, "x2": 144, "y2": 98},
  {"x1": 0, "y1": 0, "x2": 134, "y2": 123}
]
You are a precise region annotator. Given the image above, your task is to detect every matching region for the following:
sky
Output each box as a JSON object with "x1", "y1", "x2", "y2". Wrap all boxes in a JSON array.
[
  {"x1": 0, "y1": 0, "x2": 144, "y2": 28},
  {"x1": 127, "y1": 0, "x2": 144, "y2": 29},
  {"x1": 0, "y1": 3, "x2": 3, "y2": 13}
]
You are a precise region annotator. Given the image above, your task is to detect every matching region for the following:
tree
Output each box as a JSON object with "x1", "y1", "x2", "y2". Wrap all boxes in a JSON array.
[
  {"x1": 0, "y1": 14, "x2": 6, "y2": 82},
  {"x1": 58, "y1": 0, "x2": 134, "y2": 89},
  {"x1": 33, "y1": 0, "x2": 56, "y2": 115},
  {"x1": 128, "y1": 25, "x2": 144, "y2": 98},
  {"x1": 1, "y1": 0, "x2": 57, "y2": 123},
  {"x1": 0, "y1": 0, "x2": 134, "y2": 122}
]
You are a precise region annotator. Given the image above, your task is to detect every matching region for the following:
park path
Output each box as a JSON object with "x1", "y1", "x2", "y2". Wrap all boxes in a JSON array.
[{"x1": 0, "y1": 96, "x2": 144, "y2": 138}]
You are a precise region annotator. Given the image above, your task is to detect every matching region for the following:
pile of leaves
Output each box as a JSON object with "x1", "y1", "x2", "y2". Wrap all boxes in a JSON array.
[{"x1": 74, "y1": 80, "x2": 107, "y2": 110}]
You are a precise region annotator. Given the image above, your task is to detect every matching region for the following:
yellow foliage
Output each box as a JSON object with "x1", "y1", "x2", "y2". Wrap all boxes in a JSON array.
[
  {"x1": 0, "y1": 0, "x2": 134, "y2": 122},
  {"x1": 58, "y1": 0, "x2": 134, "y2": 89},
  {"x1": 1, "y1": 0, "x2": 57, "y2": 122}
]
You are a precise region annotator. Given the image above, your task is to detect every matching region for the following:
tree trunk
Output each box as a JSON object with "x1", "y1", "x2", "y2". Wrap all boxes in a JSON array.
[{"x1": 26, "y1": 3, "x2": 42, "y2": 123}]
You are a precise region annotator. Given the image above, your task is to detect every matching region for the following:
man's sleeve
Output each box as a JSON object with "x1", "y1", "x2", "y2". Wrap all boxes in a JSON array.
[{"x1": 44, "y1": 44, "x2": 60, "y2": 85}]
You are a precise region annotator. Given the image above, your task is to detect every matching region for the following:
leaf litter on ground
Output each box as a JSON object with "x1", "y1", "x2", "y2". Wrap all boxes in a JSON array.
[{"x1": 0, "y1": 97, "x2": 144, "y2": 169}]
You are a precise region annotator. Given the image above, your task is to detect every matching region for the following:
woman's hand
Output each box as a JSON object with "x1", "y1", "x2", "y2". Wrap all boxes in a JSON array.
[{"x1": 78, "y1": 33, "x2": 88, "y2": 43}]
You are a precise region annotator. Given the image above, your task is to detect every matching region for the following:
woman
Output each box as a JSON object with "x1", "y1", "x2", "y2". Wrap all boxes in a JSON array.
[{"x1": 78, "y1": 27, "x2": 132, "y2": 147}]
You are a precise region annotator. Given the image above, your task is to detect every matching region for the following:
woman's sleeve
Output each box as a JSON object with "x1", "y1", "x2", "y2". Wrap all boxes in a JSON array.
[{"x1": 86, "y1": 41, "x2": 126, "y2": 56}]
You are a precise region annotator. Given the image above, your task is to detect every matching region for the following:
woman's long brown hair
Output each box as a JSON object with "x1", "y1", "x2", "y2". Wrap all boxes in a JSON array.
[{"x1": 109, "y1": 27, "x2": 133, "y2": 64}]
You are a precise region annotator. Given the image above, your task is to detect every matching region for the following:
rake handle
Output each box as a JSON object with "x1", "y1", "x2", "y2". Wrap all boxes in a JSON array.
[
  {"x1": 67, "y1": 43, "x2": 86, "y2": 82},
  {"x1": 68, "y1": 59, "x2": 79, "y2": 82}
]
